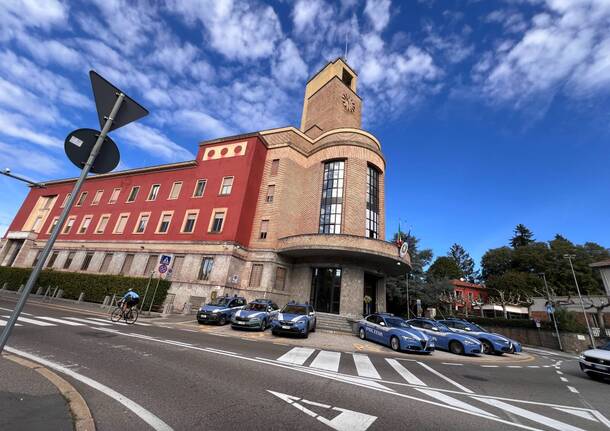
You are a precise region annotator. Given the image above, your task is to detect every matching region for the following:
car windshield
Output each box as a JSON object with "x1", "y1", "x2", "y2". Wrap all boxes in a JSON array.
[
  {"x1": 244, "y1": 303, "x2": 267, "y2": 311},
  {"x1": 386, "y1": 317, "x2": 411, "y2": 328},
  {"x1": 208, "y1": 298, "x2": 231, "y2": 307},
  {"x1": 281, "y1": 305, "x2": 307, "y2": 315},
  {"x1": 601, "y1": 342, "x2": 610, "y2": 351},
  {"x1": 436, "y1": 322, "x2": 451, "y2": 332},
  {"x1": 465, "y1": 322, "x2": 486, "y2": 332}
]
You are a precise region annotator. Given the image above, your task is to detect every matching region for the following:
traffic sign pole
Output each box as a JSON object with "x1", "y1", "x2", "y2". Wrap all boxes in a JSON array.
[{"x1": 0, "y1": 93, "x2": 125, "y2": 354}]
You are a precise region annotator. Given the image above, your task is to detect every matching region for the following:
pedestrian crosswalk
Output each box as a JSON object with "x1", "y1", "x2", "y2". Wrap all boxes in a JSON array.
[{"x1": 0, "y1": 313, "x2": 152, "y2": 329}]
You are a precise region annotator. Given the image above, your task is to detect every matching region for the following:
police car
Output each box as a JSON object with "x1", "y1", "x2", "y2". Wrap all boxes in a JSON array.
[
  {"x1": 271, "y1": 302, "x2": 316, "y2": 338},
  {"x1": 579, "y1": 341, "x2": 610, "y2": 381},
  {"x1": 407, "y1": 318, "x2": 482, "y2": 355},
  {"x1": 440, "y1": 318, "x2": 522, "y2": 355},
  {"x1": 197, "y1": 295, "x2": 246, "y2": 325},
  {"x1": 358, "y1": 313, "x2": 434, "y2": 353},
  {"x1": 231, "y1": 299, "x2": 280, "y2": 331}
]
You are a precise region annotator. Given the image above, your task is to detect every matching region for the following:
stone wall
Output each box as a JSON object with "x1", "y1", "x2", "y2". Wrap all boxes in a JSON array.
[{"x1": 483, "y1": 325, "x2": 603, "y2": 353}]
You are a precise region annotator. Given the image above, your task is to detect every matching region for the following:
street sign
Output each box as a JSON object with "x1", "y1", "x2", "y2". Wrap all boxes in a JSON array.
[
  {"x1": 546, "y1": 304, "x2": 555, "y2": 315},
  {"x1": 160, "y1": 255, "x2": 172, "y2": 266},
  {"x1": 65, "y1": 128, "x2": 120, "y2": 174},
  {"x1": 158, "y1": 264, "x2": 168, "y2": 274},
  {"x1": 90, "y1": 71, "x2": 149, "y2": 131},
  {"x1": 535, "y1": 319, "x2": 541, "y2": 328}
]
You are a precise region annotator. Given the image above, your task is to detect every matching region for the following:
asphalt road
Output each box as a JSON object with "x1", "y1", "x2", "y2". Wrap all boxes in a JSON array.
[{"x1": 1, "y1": 296, "x2": 609, "y2": 431}]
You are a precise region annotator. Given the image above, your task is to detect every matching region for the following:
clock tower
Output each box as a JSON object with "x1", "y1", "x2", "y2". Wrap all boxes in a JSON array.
[{"x1": 300, "y1": 58, "x2": 361, "y2": 139}]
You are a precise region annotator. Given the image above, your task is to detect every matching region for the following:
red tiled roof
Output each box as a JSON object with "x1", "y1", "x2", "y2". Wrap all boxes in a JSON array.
[{"x1": 449, "y1": 279, "x2": 487, "y2": 289}]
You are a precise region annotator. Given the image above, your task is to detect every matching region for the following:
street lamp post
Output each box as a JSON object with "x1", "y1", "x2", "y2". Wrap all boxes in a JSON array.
[
  {"x1": 564, "y1": 254, "x2": 596, "y2": 348},
  {"x1": 539, "y1": 272, "x2": 563, "y2": 351},
  {"x1": 405, "y1": 272, "x2": 410, "y2": 319}
]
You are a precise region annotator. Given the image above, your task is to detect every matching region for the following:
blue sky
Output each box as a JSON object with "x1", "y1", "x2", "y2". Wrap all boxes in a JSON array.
[{"x1": 0, "y1": 0, "x2": 609, "y2": 266}]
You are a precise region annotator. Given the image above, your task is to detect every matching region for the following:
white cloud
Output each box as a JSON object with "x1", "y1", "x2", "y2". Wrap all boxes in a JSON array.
[
  {"x1": 364, "y1": 0, "x2": 392, "y2": 32},
  {"x1": 0, "y1": 141, "x2": 63, "y2": 174},
  {"x1": 0, "y1": 0, "x2": 67, "y2": 41},
  {"x1": 115, "y1": 123, "x2": 194, "y2": 162},
  {"x1": 173, "y1": 110, "x2": 235, "y2": 139},
  {"x1": 15, "y1": 33, "x2": 82, "y2": 68},
  {"x1": 0, "y1": 110, "x2": 63, "y2": 149},
  {"x1": 272, "y1": 39, "x2": 308, "y2": 87},
  {"x1": 0, "y1": 77, "x2": 58, "y2": 124}
]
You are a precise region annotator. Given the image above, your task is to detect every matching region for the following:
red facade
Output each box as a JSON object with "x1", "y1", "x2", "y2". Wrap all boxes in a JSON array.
[
  {"x1": 449, "y1": 279, "x2": 489, "y2": 312},
  {"x1": 7, "y1": 135, "x2": 267, "y2": 247}
]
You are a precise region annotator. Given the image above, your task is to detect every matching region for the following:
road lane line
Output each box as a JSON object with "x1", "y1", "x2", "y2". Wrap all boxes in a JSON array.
[
  {"x1": 64, "y1": 317, "x2": 111, "y2": 326},
  {"x1": 5, "y1": 346, "x2": 173, "y2": 431},
  {"x1": 88, "y1": 317, "x2": 127, "y2": 325},
  {"x1": 472, "y1": 397, "x2": 587, "y2": 431},
  {"x1": 353, "y1": 354, "x2": 381, "y2": 379},
  {"x1": 0, "y1": 307, "x2": 33, "y2": 315},
  {"x1": 417, "y1": 361, "x2": 473, "y2": 393},
  {"x1": 417, "y1": 389, "x2": 496, "y2": 417},
  {"x1": 481, "y1": 365, "x2": 499, "y2": 368},
  {"x1": 1, "y1": 315, "x2": 56, "y2": 326},
  {"x1": 309, "y1": 350, "x2": 341, "y2": 372},
  {"x1": 277, "y1": 347, "x2": 316, "y2": 365},
  {"x1": 560, "y1": 377, "x2": 568, "y2": 382},
  {"x1": 567, "y1": 386, "x2": 579, "y2": 394},
  {"x1": 441, "y1": 363, "x2": 463, "y2": 366},
  {"x1": 34, "y1": 316, "x2": 85, "y2": 326},
  {"x1": 556, "y1": 371, "x2": 563, "y2": 375},
  {"x1": 0, "y1": 318, "x2": 22, "y2": 326},
  {"x1": 385, "y1": 358, "x2": 426, "y2": 385},
  {"x1": 553, "y1": 407, "x2": 597, "y2": 422}
]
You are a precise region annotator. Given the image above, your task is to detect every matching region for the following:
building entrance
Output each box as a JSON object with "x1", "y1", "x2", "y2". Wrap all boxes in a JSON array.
[
  {"x1": 363, "y1": 273, "x2": 378, "y2": 315},
  {"x1": 310, "y1": 267, "x2": 342, "y2": 314}
]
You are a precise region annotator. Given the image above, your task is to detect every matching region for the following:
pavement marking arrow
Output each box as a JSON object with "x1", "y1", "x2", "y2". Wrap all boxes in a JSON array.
[{"x1": 267, "y1": 390, "x2": 377, "y2": 431}]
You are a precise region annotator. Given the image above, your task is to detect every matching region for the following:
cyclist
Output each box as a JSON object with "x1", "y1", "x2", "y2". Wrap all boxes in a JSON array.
[{"x1": 121, "y1": 288, "x2": 140, "y2": 312}]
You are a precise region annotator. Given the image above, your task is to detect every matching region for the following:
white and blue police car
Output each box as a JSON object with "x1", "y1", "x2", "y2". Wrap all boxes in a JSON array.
[
  {"x1": 407, "y1": 318, "x2": 482, "y2": 355},
  {"x1": 231, "y1": 299, "x2": 280, "y2": 331},
  {"x1": 197, "y1": 295, "x2": 246, "y2": 325},
  {"x1": 358, "y1": 313, "x2": 434, "y2": 353},
  {"x1": 271, "y1": 302, "x2": 316, "y2": 338},
  {"x1": 440, "y1": 319, "x2": 522, "y2": 355}
]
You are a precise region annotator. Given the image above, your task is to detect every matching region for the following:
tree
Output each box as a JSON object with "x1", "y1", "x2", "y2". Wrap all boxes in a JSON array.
[
  {"x1": 427, "y1": 257, "x2": 462, "y2": 281},
  {"x1": 481, "y1": 246, "x2": 513, "y2": 280},
  {"x1": 448, "y1": 243, "x2": 477, "y2": 282},
  {"x1": 510, "y1": 224, "x2": 534, "y2": 248}
]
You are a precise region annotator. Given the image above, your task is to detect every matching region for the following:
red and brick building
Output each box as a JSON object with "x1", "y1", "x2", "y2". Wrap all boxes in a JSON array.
[
  {"x1": 449, "y1": 279, "x2": 489, "y2": 313},
  {"x1": 1, "y1": 58, "x2": 410, "y2": 317}
]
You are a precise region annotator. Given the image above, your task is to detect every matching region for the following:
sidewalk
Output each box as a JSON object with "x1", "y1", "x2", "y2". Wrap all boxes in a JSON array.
[{"x1": 0, "y1": 354, "x2": 74, "y2": 431}]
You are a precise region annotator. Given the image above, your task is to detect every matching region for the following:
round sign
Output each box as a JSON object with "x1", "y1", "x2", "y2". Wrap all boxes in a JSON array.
[
  {"x1": 64, "y1": 128, "x2": 120, "y2": 174},
  {"x1": 399, "y1": 241, "x2": 409, "y2": 258},
  {"x1": 158, "y1": 264, "x2": 168, "y2": 274}
]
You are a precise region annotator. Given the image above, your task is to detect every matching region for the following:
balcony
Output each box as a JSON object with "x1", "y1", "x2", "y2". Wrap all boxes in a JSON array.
[{"x1": 277, "y1": 234, "x2": 410, "y2": 276}]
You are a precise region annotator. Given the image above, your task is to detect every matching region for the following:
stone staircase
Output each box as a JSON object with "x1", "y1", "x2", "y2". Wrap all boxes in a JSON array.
[{"x1": 316, "y1": 312, "x2": 355, "y2": 333}]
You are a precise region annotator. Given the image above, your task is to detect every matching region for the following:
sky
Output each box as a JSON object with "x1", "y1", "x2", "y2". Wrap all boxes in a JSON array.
[{"x1": 0, "y1": 0, "x2": 609, "y2": 267}]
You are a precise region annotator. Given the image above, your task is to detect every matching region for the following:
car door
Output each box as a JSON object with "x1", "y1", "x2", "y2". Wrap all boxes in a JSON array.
[
  {"x1": 307, "y1": 306, "x2": 316, "y2": 330},
  {"x1": 268, "y1": 303, "x2": 280, "y2": 320},
  {"x1": 364, "y1": 315, "x2": 383, "y2": 342},
  {"x1": 420, "y1": 321, "x2": 445, "y2": 349},
  {"x1": 376, "y1": 316, "x2": 392, "y2": 345}
]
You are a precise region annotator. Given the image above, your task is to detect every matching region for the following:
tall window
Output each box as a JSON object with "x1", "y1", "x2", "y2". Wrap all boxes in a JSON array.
[
  {"x1": 259, "y1": 220, "x2": 269, "y2": 239},
  {"x1": 366, "y1": 165, "x2": 380, "y2": 239},
  {"x1": 270, "y1": 159, "x2": 279, "y2": 176},
  {"x1": 108, "y1": 188, "x2": 121, "y2": 204},
  {"x1": 32, "y1": 250, "x2": 42, "y2": 267},
  {"x1": 182, "y1": 211, "x2": 198, "y2": 233},
  {"x1": 249, "y1": 264, "x2": 263, "y2": 287},
  {"x1": 193, "y1": 179, "x2": 206, "y2": 197},
  {"x1": 144, "y1": 254, "x2": 159, "y2": 275},
  {"x1": 96, "y1": 215, "x2": 110, "y2": 234},
  {"x1": 63, "y1": 217, "x2": 76, "y2": 234},
  {"x1": 157, "y1": 213, "x2": 172, "y2": 233},
  {"x1": 266, "y1": 185, "x2": 275, "y2": 203},
  {"x1": 319, "y1": 160, "x2": 345, "y2": 234},
  {"x1": 76, "y1": 192, "x2": 88, "y2": 206},
  {"x1": 126, "y1": 186, "x2": 139, "y2": 203},
  {"x1": 120, "y1": 254, "x2": 134, "y2": 275},
  {"x1": 78, "y1": 216, "x2": 92, "y2": 234},
  {"x1": 64, "y1": 252, "x2": 75, "y2": 269},
  {"x1": 219, "y1": 177, "x2": 233, "y2": 195},
  {"x1": 135, "y1": 213, "x2": 150, "y2": 233},
  {"x1": 47, "y1": 217, "x2": 59, "y2": 234},
  {"x1": 169, "y1": 182, "x2": 182, "y2": 199},
  {"x1": 99, "y1": 253, "x2": 113, "y2": 273},
  {"x1": 198, "y1": 257, "x2": 214, "y2": 281},
  {"x1": 91, "y1": 190, "x2": 103, "y2": 205},
  {"x1": 47, "y1": 251, "x2": 59, "y2": 268},
  {"x1": 61, "y1": 193, "x2": 71, "y2": 208},
  {"x1": 114, "y1": 214, "x2": 129, "y2": 234},
  {"x1": 81, "y1": 252, "x2": 94, "y2": 270},
  {"x1": 275, "y1": 267, "x2": 286, "y2": 291},
  {"x1": 147, "y1": 184, "x2": 160, "y2": 201},
  {"x1": 210, "y1": 211, "x2": 225, "y2": 233}
]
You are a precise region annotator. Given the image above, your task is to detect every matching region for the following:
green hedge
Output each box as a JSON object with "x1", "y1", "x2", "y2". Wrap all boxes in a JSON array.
[
  {"x1": 0, "y1": 267, "x2": 170, "y2": 310},
  {"x1": 464, "y1": 315, "x2": 588, "y2": 333}
]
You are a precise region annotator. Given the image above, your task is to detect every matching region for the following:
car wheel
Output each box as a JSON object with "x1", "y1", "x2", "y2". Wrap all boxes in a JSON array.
[
  {"x1": 260, "y1": 319, "x2": 266, "y2": 331},
  {"x1": 508, "y1": 345, "x2": 515, "y2": 354},
  {"x1": 390, "y1": 336, "x2": 400, "y2": 352},
  {"x1": 482, "y1": 340, "x2": 494, "y2": 355},
  {"x1": 219, "y1": 315, "x2": 227, "y2": 325},
  {"x1": 587, "y1": 371, "x2": 606, "y2": 381},
  {"x1": 311, "y1": 320, "x2": 316, "y2": 333},
  {"x1": 272, "y1": 329, "x2": 278, "y2": 336},
  {"x1": 449, "y1": 341, "x2": 464, "y2": 355},
  {"x1": 359, "y1": 327, "x2": 366, "y2": 340},
  {"x1": 302, "y1": 326, "x2": 309, "y2": 339}
]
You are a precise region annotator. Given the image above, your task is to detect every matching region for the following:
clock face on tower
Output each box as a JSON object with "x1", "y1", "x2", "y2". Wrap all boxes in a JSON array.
[{"x1": 342, "y1": 93, "x2": 356, "y2": 113}]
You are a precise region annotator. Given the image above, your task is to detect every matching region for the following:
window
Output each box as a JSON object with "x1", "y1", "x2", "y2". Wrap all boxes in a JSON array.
[
  {"x1": 193, "y1": 179, "x2": 206, "y2": 197},
  {"x1": 47, "y1": 251, "x2": 59, "y2": 268},
  {"x1": 76, "y1": 192, "x2": 87, "y2": 206},
  {"x1": 219, "y1": 177, "x2": 233, "y2": 195},
  {"x1": 78, "y1": 216, "x2": 92, "y2": 234},
  {"x1": 91, "y1": 190, "x2": 103, "y2": 205},
  {"x1": 157, "y1": 212, "x2": 172, "y2": 234},
  {"x1": 32, "y1": 250, "x2": 42, "y2": 267},
  {"x1": 259, "y1": 219, "x2": 269, "y2": 239},
  {"x1": 319, "y1": 160, "x2": 345, "y2": 234},
  {"x1": 144, "y1": 255, "x2": 159, "y2": 275},
  {"x1": 366, "y1": 165, "x2": 380, "y2": 239},
  {"x1": 266, "y1": 185, "x2": 275, "y2": 203},
  {"x1": 342, "y1": 68, "x2": 353, "y2": 87},
  {"x1": 81, "y1": 252, "x2": 94, "y2": 271},
  {"x1": 62, "y1": 217, "x2": 76, "y2": 234},
  {"x1": 64, "y1": 252, "x2": 75, "y2": 269},
  {"x1": 169, "y1": 182, "x2": 182, "y2": 200},
  {"x1": 126, "y1": 186, "x2": 139, "y2": 203},
  {"x1": 120, "y1": 254, "x2": 134, "y2": 275},
  {"x1": 182, "y1": 211, "x2": 198, "y2": 233},
  {"x1": 249, "y1": 264, "x2": 263, "y2": 287},
  {"x1": 113, "y1": 214, "x2": 129, "y2": 234},
  {"x1": 108, "y1": 188, "x2": 121, "y2": 204},
  {"x1": 31, "y1": 216, "x2": 43, "y2": 232},
  {"x1": 47, "y1": 217, "x2": 59, "y2": 234},
  {"x1": 172, "y1": 255, "x2": 185, "y2": 277},
  {"x1": 134, "y1": 213, "x2": 150, "y2": 233},
  {"x1": 198, "y1": 257, "x2": 214, "y2": 281},
  {"x1": 147, "y1": 184, "x2": 160, "y2": 201},
  {"x1": 209, "y1": 210, "x2": 225, "y2": 233},
  {"x1": 275, "y1": 267, "x2": 286, "y2": 291},
  {"x1": 60, "y1": 193, "x2": 71, "y2": 208},
  {"x1": 41, "y1": 196, "x2": 54, "y2": 210},
  {"x1": 95, "y1": 215, "x2": 110, "y2": 234},
  {"x1": 270, "y1": 159, "x2": 280, "y2": 176},
  {"x1": 99, "y1": 253, "x2": 113, "y2": 273}
]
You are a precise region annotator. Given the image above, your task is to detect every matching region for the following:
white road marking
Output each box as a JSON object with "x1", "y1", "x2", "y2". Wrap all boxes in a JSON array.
[
  {"x1": 134, "y1": 321, "x2": 152, "y2": 327},
  {"x1": 1, "y1": 315, "x2": 55, "y2": 326},
  {"x1": 64, "y1": 317, "x2": 111, "y2": 326},
  {"x1": 441, "y1": 362, "x2": 463, "y2": 366},
  {"x1": 567, "y1": 386, "x2": 579, "y2": 394},
  {"x1": 352, "y1": 354, "x2": 381, "y2": 379},
  {"x1": 88, "y1": 317, "x2": 127, "y2": 326},
  {"x1": 560, "y1": 377, "x2": 568, "y2": 382},
  {"x1": 6, "y1": 346, "x2": 173, "y2": 431},
  {"x1": 385, "y1": 358, "x2": 426, "y2": 386},
  {"x1": 556, "y1": 371, "x2": 564, "y2": 375},
  {"x1": 0, "y1": 318, "x2": 22, "y2": 327},
  {"x1": 554, "y1": 407, "x2": 597, "y2": 422},
  {"x1": 310, "y1": 350, "x2": 341, "y2": 372},
  {"x1": 507, "y1": 366, "x2": 522, "y2": 368},
  {"x1": 473, "y1": 397, "x2": 587, "y2": 431},
  {"x1": 417, "y1": 361, "x2": 473, "y2": 393},
  {"x1": 277, "y1": 347, "x2": 316, "y2": 365},
  {"x1": 417, "y1": 389, "x2": 496, "y2": 417},
  {"x1": 528, "y1": 366, "x2": 540, "y2": 368},
  {"x1": 34, "y1": 316, "x2": 85, "y2": 326},
  {"x1": 481, "y1": 365, "x2": 499, "y2": 368},
  {"x1": 0, "y1": 307, "x2": 32, "y2": 315}
]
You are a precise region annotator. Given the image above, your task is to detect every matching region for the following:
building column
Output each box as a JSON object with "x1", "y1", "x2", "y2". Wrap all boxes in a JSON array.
[
  {"x1": 376, "y1": 277, "x2": 387, "y2": 313},
  {"x1": 339, "y1": 266, "x2": 364, "y2": 318}
]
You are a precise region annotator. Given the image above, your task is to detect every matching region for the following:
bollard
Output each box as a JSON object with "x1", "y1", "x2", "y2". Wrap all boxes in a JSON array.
[
  {"x1": 17, "y1": 284, "x2": 24, "y2": 294},
  {"x1": 109, "y1": 293, "x2": 117, "y2": 308},
  {"x1": 102, "y1": 295, "x2": 110, "y2": 307},
  {"x1": 35, "y1": 286, "x2": 43, "y2": 295},
  {"x1": 1, "y1": 282, "x2": 7, "y2": 290},
  {"x1": 55, "y1": 289, "x2": 63, "y2": 299},
  {"x1": 162, "y1": 303, "x2": 172, "y2": 315},
  {"x1": 78, "y1": 292, "x2": 85, "y2": 302},
  {"x1": 182, "y1": 302, "x2": 191, "y2": 315},
  {"x1": 43, "y1": 287, "x2": 50, "y2": 297}
]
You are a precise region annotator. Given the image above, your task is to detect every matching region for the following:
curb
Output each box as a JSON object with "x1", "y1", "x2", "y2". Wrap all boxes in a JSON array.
[{"x1": 3, "y1": 353, "x2": 96, "y2": 431}]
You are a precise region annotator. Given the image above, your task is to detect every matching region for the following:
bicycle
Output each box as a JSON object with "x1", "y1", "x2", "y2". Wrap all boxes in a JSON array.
[{"x1": 110, "y1": 298, "x2": 139, "y2": 324}]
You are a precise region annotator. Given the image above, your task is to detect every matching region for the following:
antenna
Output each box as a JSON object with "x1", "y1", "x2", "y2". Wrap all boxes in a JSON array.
[{"x1": 344, "y1": 30, "x2": 348, "y2": 60}]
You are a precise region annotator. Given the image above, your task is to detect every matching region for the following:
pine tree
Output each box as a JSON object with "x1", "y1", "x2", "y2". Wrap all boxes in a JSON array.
[
  {"x1": 447, "y1": 243, "x2": 478, "y2": 282},
  {"x1": 510, "y1": 224, "x2": 534, "y2": 248}
]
